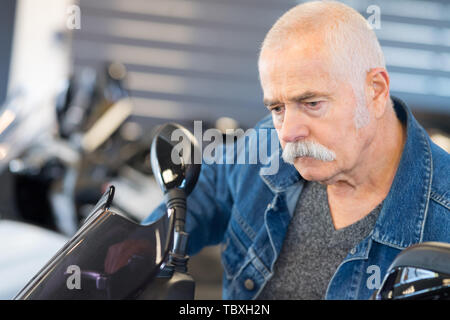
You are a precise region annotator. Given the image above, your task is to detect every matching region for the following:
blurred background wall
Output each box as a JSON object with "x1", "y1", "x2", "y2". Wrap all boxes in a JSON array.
[
  {"x1": 68, "y1": 0, "x2": 450, "y2": 132},
  {"x1": 0, "y1": 0, "x2": 448, "y2": 300}
]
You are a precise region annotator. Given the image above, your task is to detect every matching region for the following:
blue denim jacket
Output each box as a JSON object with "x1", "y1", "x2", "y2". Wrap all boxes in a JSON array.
[{"x1": 144, "y1": 96, "x2": 450, "y2": 300}]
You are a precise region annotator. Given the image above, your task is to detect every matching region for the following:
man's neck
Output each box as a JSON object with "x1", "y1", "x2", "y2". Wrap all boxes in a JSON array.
[{"x1": 326, "y1": 106, "x2": 407, "y2": 229}]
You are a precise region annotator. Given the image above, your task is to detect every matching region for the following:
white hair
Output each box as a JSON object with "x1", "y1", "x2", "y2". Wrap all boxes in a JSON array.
[
  {"x1": 260, "y1": 1, "x2": 386, "y2": 128},
  {"x1": 282, "y1": 140, "x2": 336, "y2": 164}
]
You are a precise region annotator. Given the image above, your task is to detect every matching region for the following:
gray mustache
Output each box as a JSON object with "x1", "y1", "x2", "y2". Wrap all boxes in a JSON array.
[{"x1": 282, "y1": 140, "x2": 336, "y2": 164}]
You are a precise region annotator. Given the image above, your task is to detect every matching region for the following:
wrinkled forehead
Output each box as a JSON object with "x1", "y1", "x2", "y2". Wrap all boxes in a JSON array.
[{"x1": 258, "y1": 48, "x2": 338, "y2": 99}]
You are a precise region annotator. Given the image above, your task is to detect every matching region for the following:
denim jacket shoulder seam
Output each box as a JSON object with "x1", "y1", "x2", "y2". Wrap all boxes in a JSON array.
[
  {"x1": 430, "y1": 191, "x2": 450, "y2": 210},
  {"x1": 419, "y1": 128, "x2": 433, "y2": 243},
  {"x1": 371, "y1": 237, "x2": 408, "y2": 250}
]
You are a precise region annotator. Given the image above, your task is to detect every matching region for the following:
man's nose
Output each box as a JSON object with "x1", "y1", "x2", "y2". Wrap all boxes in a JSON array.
[{"x1": 279, "y1": 108, "x2": 309, "y2": 143}]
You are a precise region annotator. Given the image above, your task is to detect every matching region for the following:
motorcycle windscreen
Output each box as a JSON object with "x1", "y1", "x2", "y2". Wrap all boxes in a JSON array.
[{"x1": 14, "y1": 186, "x2": 173, "y2": 300}]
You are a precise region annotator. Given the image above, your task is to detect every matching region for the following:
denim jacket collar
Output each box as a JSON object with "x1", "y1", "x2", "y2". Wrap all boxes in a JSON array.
[
  {"x1": 259, "y1": 96, "x2": 432, "y2": 250},
  {"x1": 370, "y1": 96, "x2": 432, "y2": 249},
  {"x1": 259, "y1": 152, "x2": 302, "y2": 193}
]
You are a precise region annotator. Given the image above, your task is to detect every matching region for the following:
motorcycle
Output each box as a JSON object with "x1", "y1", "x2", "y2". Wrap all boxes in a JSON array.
[
  {"x1": 0, "y1": 61, "x2": 169, "y2": 299},
  {"x1": 14, "y1": 122, "x2": 201, "y2": 299},
  {"x1": 373, "y1": 241, "x2": 450, "y2": 300},
  {"x1": 11, "y1": 121, "x2": 450, "y2": 300}
]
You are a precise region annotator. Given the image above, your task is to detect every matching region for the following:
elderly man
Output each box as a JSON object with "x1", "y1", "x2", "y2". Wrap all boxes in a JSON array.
[{"x1": 145, "y1": 1, "x2": 450, "y2": 299}]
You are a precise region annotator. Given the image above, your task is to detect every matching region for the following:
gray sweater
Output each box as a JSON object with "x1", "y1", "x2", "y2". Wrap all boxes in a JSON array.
[{"x1": 258, "y1": 181, "x2": 382, "y2": 300}]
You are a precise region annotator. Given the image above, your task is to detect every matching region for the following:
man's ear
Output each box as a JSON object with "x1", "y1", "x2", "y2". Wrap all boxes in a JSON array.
[{"x1": 365, "y1": 68, "x2": 390, "y2": 119}]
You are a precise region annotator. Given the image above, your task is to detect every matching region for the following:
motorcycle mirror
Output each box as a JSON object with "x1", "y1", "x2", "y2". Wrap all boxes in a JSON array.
[
  {"x1": 150, "y1": 123, "x2": 201, "y2": 198},
  {"x1": 375, "y1": 242, "x2": 450, "y2": 300}
]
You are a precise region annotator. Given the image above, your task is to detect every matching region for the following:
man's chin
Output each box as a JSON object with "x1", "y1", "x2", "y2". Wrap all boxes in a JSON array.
[{"x1": 293, "y1": 157, "x2": 334, "y2": 181}]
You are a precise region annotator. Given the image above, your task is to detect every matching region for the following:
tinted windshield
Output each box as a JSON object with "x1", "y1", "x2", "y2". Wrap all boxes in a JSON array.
[{"x1": 15, "y1": 187, "x2": 172, "y2": 300}]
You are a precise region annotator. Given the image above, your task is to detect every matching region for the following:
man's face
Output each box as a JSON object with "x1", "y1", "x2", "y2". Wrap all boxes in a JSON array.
[{"x1": 259, "y1": 42, "x2": 374, "y2": 184}]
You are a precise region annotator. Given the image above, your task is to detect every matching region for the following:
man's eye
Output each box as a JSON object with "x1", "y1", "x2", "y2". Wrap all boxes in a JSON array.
[
  {"x1": 271, "y1": 105, "x2": 284, "y2": 113},
  {"x1": 305, "y1": 101, "x2": 322, "y2": 109}
]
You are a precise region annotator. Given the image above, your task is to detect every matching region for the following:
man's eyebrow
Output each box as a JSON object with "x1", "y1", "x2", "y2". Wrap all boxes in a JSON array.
[{"x1": 263, "y1": 91, "x2": 331, "y2": 107}]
